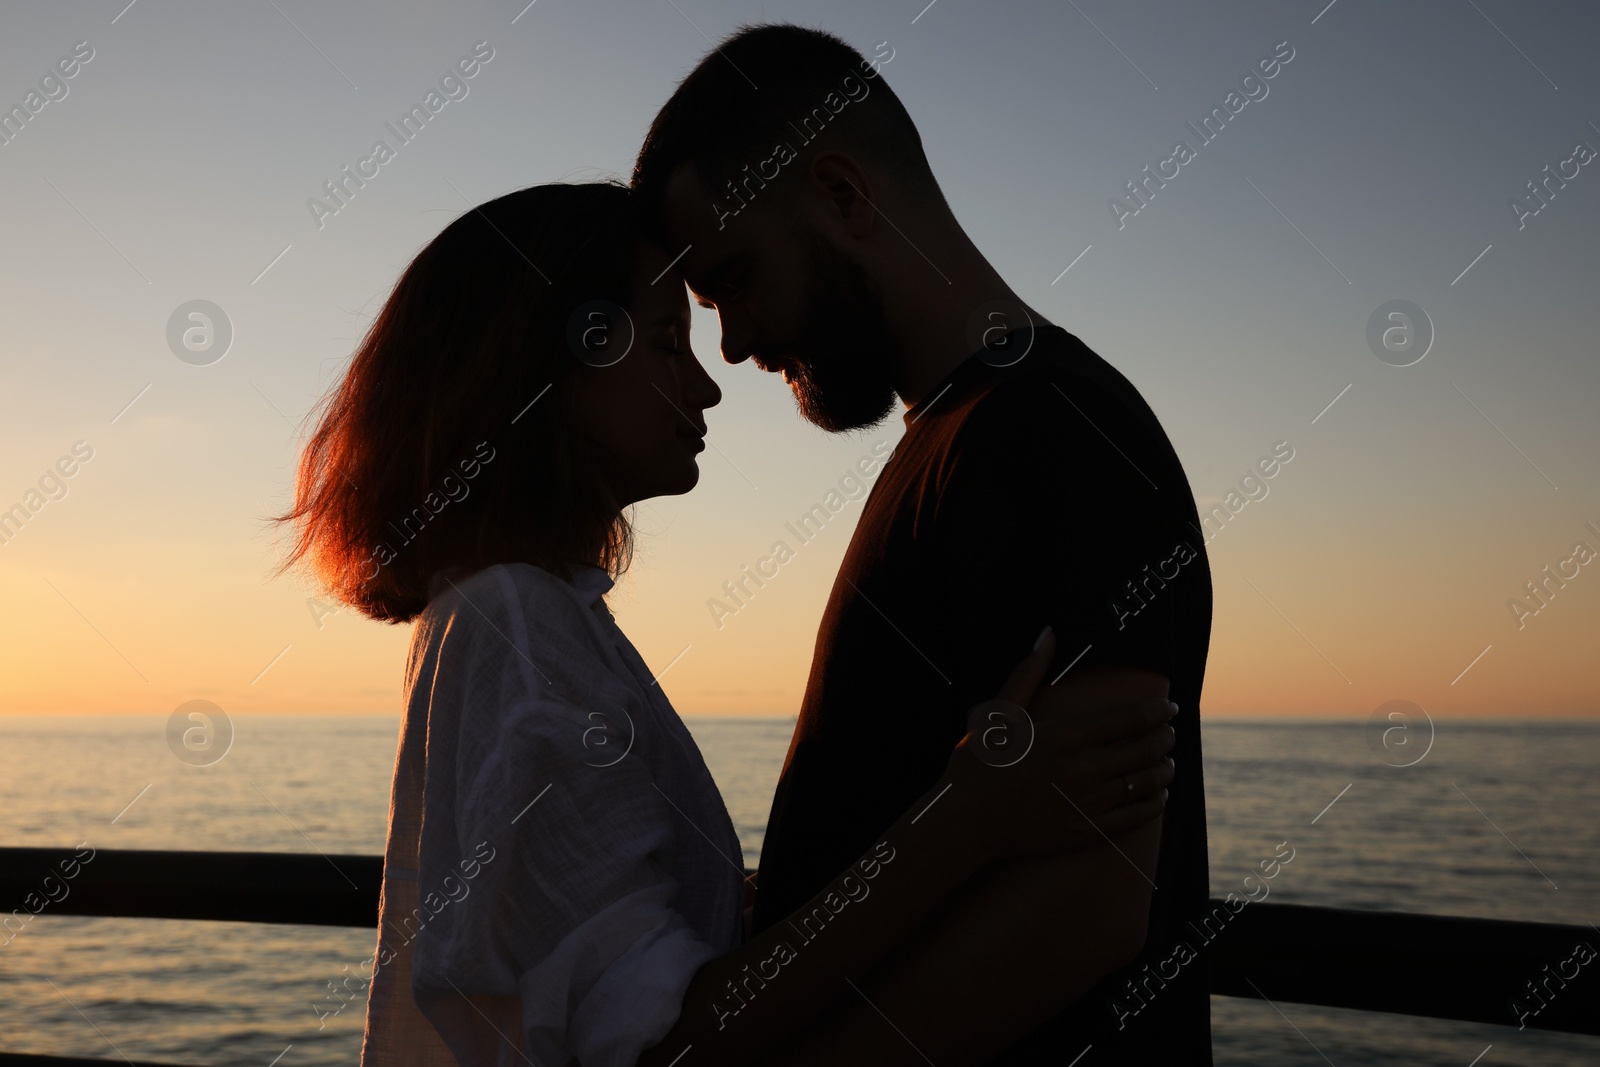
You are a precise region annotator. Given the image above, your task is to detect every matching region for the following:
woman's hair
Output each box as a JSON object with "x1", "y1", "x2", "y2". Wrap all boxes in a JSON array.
[{"x1": 273, "y1": 181, "x2": 641, "y2": 624}]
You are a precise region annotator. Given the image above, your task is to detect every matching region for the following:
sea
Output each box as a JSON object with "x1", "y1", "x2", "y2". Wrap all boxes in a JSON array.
[{"x1": 1, "y1": 716, "x2": 1597, "y2": 1066}]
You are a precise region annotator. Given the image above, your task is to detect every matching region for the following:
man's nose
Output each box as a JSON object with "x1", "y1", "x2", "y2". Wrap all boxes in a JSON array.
[{"x1": 717, "y1": 311, "x2": 754, "y2": 366}]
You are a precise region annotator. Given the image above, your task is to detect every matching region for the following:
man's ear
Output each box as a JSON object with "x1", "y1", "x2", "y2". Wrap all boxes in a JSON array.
[{"x1": 807, "y1": 151, "x2": 877, "y2": 239}]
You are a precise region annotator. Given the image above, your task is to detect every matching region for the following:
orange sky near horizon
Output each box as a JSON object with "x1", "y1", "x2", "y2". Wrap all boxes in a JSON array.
[{"x1": 3, "y1": 422, "x2": 1596, "y2": 722}]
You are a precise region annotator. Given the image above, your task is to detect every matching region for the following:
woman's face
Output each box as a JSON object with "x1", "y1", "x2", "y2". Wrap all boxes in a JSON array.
[{"x1": 564, "y1": 241, "x2": 723, "y2": 508}]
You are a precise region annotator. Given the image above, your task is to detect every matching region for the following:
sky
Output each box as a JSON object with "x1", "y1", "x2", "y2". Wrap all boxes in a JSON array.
[{"x1": 0, "y1": 0, "x2": 1596, "y2": 721}]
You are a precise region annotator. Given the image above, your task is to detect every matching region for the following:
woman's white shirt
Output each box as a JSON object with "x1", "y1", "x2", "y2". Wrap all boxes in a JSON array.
[{"x1": 360, "y1": 562, "x2": 744, "y2": 1067}]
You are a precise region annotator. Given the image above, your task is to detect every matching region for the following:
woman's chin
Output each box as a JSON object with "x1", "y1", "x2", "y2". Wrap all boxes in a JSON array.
[{"x1": 642, "y1": 463, "x2": 701, "y2": 500}]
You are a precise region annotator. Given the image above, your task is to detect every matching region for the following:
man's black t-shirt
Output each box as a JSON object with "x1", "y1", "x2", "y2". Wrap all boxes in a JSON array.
[{"x1": 752, "y1": 324, "x2": 1213, "y2": 1064}]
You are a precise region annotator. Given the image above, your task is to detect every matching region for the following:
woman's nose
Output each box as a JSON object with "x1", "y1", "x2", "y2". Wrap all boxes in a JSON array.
[{"x1": 686, "y1": 351, "x2": 722, "y2": 411}]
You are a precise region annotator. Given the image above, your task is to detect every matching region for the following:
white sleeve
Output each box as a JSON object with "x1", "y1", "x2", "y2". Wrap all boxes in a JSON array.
[{"x1": 405, "y1": 567, "x2": 722, "y2": 1067}]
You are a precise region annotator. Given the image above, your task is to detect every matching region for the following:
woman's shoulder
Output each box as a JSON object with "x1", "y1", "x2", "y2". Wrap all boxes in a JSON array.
[
  {"x1": 411, "y1": 561, "x2": 618, "y2": 676},
  {"x1": 424, "y1": 560, "x2": 574, "y2": 609}
]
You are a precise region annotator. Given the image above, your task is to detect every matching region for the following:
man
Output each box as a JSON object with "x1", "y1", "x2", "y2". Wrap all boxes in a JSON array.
[{"x1": 633, "y1": 24, "x2": 1213, "y2": 1064}]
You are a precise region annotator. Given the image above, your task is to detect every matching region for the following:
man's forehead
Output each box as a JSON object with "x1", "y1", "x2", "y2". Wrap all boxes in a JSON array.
[
  {"x1": 631, "y1": 259, "x2": 690, "y2": 320},
  {"x1": 662, "y1": 162, "x2": 712, "y2": 211},
  {"x1": 662, "y1": 165, "x2": 761, "y2": 251},
  {"x1": 678, "y1": 236, "x2": 740, "y2": 290},
  {"x1": 660, "y1": 165, "x2": 717, "y2": 242},
  {"x1": 661, "y1": 168, "x2": 744, "y2": 284}
]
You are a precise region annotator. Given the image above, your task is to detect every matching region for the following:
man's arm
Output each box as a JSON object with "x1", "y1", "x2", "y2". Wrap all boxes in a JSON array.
[{"x1": 759, "y1": 664, "x2": 1168, "y2": 1066}]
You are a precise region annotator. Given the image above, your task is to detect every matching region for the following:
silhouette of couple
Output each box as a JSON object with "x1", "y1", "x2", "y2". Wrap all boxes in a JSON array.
[{"x1": 280, "y1": 23, "x2": 1212, "y2": 1067}]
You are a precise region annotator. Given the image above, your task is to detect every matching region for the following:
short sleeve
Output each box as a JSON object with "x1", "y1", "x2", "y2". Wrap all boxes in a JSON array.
[
  {"x1": 934, "y1": 368, "x2": 1194, "y2": 707},
  {"x1": 404, "y1": 567, "x2": 722, "y2": 1067}
]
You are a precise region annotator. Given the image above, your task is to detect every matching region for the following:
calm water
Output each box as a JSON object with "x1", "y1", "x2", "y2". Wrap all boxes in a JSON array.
[{"x1": 1, "y1": 715, "x2": 1597, "y2": 1066}]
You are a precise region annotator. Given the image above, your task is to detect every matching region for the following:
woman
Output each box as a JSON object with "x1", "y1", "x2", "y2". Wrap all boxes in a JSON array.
[{"x1": 275, "y1": 182, "x2": 1175, "y2": 1066}]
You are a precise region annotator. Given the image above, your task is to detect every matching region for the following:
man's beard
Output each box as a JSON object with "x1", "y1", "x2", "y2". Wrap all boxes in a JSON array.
[{"x1": 769, "y1": 235, "x2": 900, "y2": 434}]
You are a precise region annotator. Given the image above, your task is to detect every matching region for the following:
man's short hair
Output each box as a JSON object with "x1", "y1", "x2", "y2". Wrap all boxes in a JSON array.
[{"x1": 631, "y1": 23, "x2": 940, "y2": 240}]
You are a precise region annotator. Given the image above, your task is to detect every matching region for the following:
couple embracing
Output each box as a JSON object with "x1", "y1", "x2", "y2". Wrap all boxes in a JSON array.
[{"x1": 279, "y1": 23, "x2": 1213, "y2": 1067}]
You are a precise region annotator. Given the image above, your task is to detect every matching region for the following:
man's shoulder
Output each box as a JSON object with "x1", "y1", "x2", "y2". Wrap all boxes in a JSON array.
[
  {"x1": 966, "y1": 329, "x2": 1158, "y2": 438},
  {"x1": 952, "y1": 327, "x2": 1176, "y2": 475}
]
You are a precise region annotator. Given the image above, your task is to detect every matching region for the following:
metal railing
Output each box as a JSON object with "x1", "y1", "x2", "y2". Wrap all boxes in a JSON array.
[{"x1": 2, "y1": 846, "x2": 1593, "y2": 1065}]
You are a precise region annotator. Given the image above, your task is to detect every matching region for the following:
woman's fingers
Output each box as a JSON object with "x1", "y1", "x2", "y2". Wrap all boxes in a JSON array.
[
  {"x1": 1079, "y1": 723, "x2": 1176, "y2": 781},
  {"x1": 1066, "y1": 696, "x2": 1177, "y2": 748},
  {"x1": 1093, "y1": 791, "x2": 1168, "y2": 836},
  {"x1": 1034, "y1": 717, "x2": 1172, "y2": 788},
  {"x1": 1071, "y1": 757, "x2": 1175, "y2": 814},
  {"x1": 960, "y1": 629, "x2": 1058, "y2": 769},
  {"x1": 994, "y1": 626, "x2": 1057, "y2": 708},
  {"x1": 1041, "y1": 721, "x2": 1174, "y2": 825}
]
